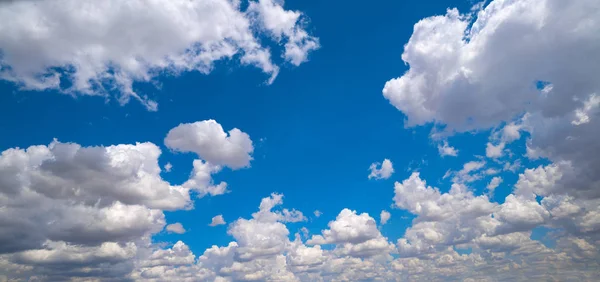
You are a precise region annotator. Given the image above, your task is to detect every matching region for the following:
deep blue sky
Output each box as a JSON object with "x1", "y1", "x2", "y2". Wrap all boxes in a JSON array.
[{"x1": 0, "y1": 0, "x2": 523, "y2": 254}]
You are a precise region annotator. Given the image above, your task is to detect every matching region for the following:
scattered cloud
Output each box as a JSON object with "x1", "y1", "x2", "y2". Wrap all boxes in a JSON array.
[
  {"x1": 487, "y1": 176, "x2": 503, "y2": 194},
  {"x1": 0, "y1": 0, "x2": 319, "y2": 109},
  {"x1": 314, "y1": 210, "x2": 322, "y2": 218},
  {"x1": 486, "y1": 142, "x2": 505, "y2": 159},
  {"x1": 438, "y1": 140, "x2": 459, "y2": 157},
  {"x1": 166, "y1": 223, "x2": 186, "y2": 234},
  {"x1": 209, "y1": 215, "x2": 226, "y2": 227},
  {"x1": 368, "y1": 158, "x2": 394, "y2": 180},
  {"x1": 380, "y1": 210, "x2": 391, "y2": 225},
  {"x1": 165, "y1": 119, "x2": 254, "y2": 169}
]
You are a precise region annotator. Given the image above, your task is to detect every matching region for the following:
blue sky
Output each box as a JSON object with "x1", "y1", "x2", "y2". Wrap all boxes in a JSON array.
[{"x1": 1, "y1": 0, "x2": 599, "y2": 281}]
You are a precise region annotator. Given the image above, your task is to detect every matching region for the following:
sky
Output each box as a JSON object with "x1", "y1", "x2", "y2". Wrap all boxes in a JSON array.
[{"x1": 0, "y1": 0, "x2": 599, "y2": 281}]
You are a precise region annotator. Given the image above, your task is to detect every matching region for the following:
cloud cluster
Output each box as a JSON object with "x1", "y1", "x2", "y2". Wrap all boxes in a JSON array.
[
  {"x1": 383, "y1": 0, "x2": 600, "y2": 200},
  {"x1": 368, "y1": 158, "x2": 394, "y2": 180},
  {"x1": 2, "y1": 170, "x2": 600, "y2": 280},
  {"x1": 0, "y1": 119, "x2": 253, "y2": 281},
  {"x1": 0, "y1": 0, "x2": 319, "y2": 109}
]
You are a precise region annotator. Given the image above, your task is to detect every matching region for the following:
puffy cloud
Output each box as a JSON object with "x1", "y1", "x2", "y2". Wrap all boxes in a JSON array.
[
  {"x1": 485, "y1": 142, "x2": 505, "y2": 158},
  {"x1": 393, "y1": 172, "x2": 497, "y2": 256},
  {"x1": 182, "y1": 159, "x2": 229, "y2": 197},
  {"x1": 166, "y1": 223, "x2": 186, "y2": 234},
  {"x1": 164, "y1": 162, "x2": 173, "y2": 173},
  {"x1": 514, "y1": 164, "x2": 563, "y2": 197},
  {"x1": 0, "y1": 140, "x2": 190, "y2": 211},
  {"x1": 501, "y1": 122, "x2": 522, "y2": 143},
  {"x1": 368, "y1": 158, "x2": 394, "y2": 180},
  {"x1": 0, "y1": 120, "x2": 254, "y2": 280},
  {"x1": 380, "y1": 210, "x2": 391, "y2": 225},
  {"x1": 495, "y1": 195, "x2": 549, "y2": 234},
  {"x1": 0, "y1": 140, "x2": 187, "y2": 254},
  {"x1": 0, "y1": 0, "x2": 318, "y2": 109},
  {"x1": 452, "y1": 160, "x2": 486, "y2": 183},
  {"x1": 247, "y1": 0, "x2": 320, "y2": 66},
  {"x1": 209, "y1": 215, "x2": 226, "y2": 227},
  {"x1": 307, "y1": 209, "x2": 381, "y2": 245},
  {"x1": 486, "y1": 176, "x2": 503, "y2": 193},
  {"x1": 307, "y1": 209, "x2": 394, "y2": 259},
  {"x1": 382, "y1": 0, "x2": 600, "y2": 200},
  {"x1": 438, "y1": 140, "x2": 459, "y2": 157},
  {"x1": 165, "y1": 120, "x2": 253, "y2": 169}
]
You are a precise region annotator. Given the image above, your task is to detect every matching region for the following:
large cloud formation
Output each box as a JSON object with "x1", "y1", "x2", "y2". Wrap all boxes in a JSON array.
[
  {"x1": 2, "y1": 0, "x2": 600, "y2": 281},
  {"x1": 0, "y1": 0, "x2": 319, "y2": 110},
  {"x1": 0, "y1": 119, "x2": 254, "y2": 281},
  {"x1": 383, "y1": 0, "x2": 600, "y2": 199}
]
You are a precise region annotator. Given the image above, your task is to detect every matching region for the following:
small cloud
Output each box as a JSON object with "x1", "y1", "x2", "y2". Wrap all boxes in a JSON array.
[
  {"x1": 209, "y1": 215, "x2": 226, "y2": 227},
  {"x1": 164, "y1": 162, "x2": 173, "y2": 172},
  {"x1": 487, "y1": 176, "x2": 503, "y2": 195},
  {"x1": 300, "y1": 227, "x2": 310, "y2": 239},
  {"x1": 486, "y1": 142, "x2": 505, "y2": 158},
  {"x1": 368, "y1": 159, "x2": 394, "y2": 180},
  {"x1": 314, "y1": 210, "x2": 322, "y2": 218},
  {"x1": 504, "y1": 159, "x2": 522, "y2": 172},
  {"x1": 453, "y1": 161, "x2": 486, "y2": 183},
  {"x1": 380, "y1": 210, "x2": 391, "y2": 225},
  {"x1": 438, "y1": 140, "x2": 458, "y2": 157},
  {"x1": 166, "y1": 223, "x2": 186, "y2": 234}
]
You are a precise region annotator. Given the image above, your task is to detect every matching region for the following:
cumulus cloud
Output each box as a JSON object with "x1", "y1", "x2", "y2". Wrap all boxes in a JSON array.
[
  {"x1": 451, "y1": 160, "x2": 486, "y2": 183},
  {"x1": 166, "y1": 223, "x2": 186, "y2": 234},
  {"x1": 0, "y1": 119, "x2": 255, "y2": 280},
  {"x1": 380, "y1": 210, "x2": 391, "y2": 225},
  {"x1": 486, "y1": 176, "x2": 502, "y2": 194},
  {"x1": 209, "y1": 215, "x2": 226, "y2": 227},
  {"x1": 485, "y1": 142, "x2": 505, "y2": 159},
  {"x1": 382, "y1": 0, "x2": 600, "y2": 200},
  {"x1": 368, "y1": 158, "x2": 394, "y2": 180},
  {"x1": 0, "y1": 0, "x2": 319, "y2": 109},
  {"x1": 165, "y1": 120, "x2": 253, "y2": 169},
  {"x1": 438, "y1": 140, "x2": 459, "y2": 157}
]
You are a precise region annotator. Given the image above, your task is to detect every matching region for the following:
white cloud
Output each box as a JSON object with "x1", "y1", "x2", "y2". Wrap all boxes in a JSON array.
[
  {"x1": 486, "y1": 176, "x2": 503, "y2": 193},
  {"x1": 486, "y1": 142, "x2": 505, "y2": 158},
  {"x1": 501, "y1": 123, "x2": 522, "y2": 143},
  {"x1": 393, "y1": 172, "x2": 497, "y2": 256},
  {"x1": 572, "y1": 94, "x2": 600, "y2": 125},
  {"x1": 165, "y1": 120, "x2": 254, "y2": 169},
  {"x1": 0, "y1": 120, "x2": 255, "y2": 280},
  {"x1": 452, "y1": 160, "x2": 486, "y2": 183},
  {"x1": 307, "y1": 209, "x2": 381, "y2": 245},
  {"x1": 380, "y1": 210, "x2": 391, "y2": 225},
  {"x1": 0, "y1": 0, "x2": 318, "y2": 109},
  {"x1": 307, "y1": 209, "x2": 394, "y2": 258},
  {"x1": 209, "y1": 215, "x2": 226, "y2": 227},
  {"x1": 182, "y1": 159, "x2": 229, "y2": 198},
  {"x1": 382, "y1": 0, "x2": 600, "y2": 200},
  {"x1": 164, "y1": 162, "x2": 173, "y2": 173},
  {"x1": 166, "y1": 223, "x2": 186, "y2": 234},
  {"x1": 247, "y1": 0, "x2": 320, "y2": 66},
  {"x1": 438, "y1": 140, "x2": 459, "y2": 157},
  {"x1": 368, "y1": 158, "x2": 394, "y2": 180},
  {"x1": 503, "y1": 159, "x2": 522, "y2": 173},
  {"x1": 495, "y1": 195, "x2": 549, "y2": 234},
  {"x1": 314, "y1": 210, "x2": 322, "y2": 218}
]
